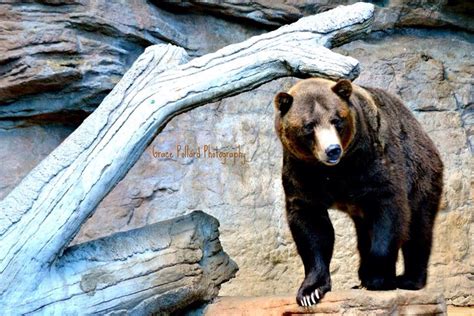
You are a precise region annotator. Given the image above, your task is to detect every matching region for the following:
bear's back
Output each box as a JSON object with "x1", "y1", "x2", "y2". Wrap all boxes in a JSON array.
[{"x1": 362, "y1": 86, "x2": 443, "y2": 195}]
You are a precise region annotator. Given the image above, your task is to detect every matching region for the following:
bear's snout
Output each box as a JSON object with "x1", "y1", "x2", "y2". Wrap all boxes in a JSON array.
[
  {"x1": 325, "y1": 144, "x2": 342, "y2": 163},
  {"x1": 313, "y1": 126, "x2": 342, "y2": 165}
]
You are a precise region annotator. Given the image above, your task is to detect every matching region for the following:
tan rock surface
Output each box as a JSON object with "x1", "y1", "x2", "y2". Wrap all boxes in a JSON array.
[
  {"x1": 77, "y1": 31, "x2": 473, "y2": 305},
  {"x1": 192, "y1": 290, "x2": 446, "y2": 316},
  {"x1": 3, "y1": 30, "x2": 469, "y2": 306}
]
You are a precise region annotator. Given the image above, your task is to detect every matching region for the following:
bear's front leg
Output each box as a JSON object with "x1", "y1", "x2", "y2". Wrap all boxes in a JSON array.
[
  {"x1": 286, "y1": 198, "x2": 334, "y2": 307},
  {"x1": 362, "y1": 195, "x2": 407, "y2": 291}
]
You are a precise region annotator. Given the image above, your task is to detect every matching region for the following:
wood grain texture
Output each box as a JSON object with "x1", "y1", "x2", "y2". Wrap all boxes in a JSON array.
[{"x1": 12, "y1": 211, "x2": 237, "y2": 314}]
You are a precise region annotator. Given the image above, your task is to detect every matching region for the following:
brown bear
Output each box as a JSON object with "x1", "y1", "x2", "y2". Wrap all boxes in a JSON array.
[{"x1": 274, "y1": 78, "x2": 443, "y2": 307}]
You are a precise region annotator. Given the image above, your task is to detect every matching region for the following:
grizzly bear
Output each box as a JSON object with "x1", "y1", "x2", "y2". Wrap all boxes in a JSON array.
[{"x1": 274, "y1": 78, "x2": 443, "y2": 307}]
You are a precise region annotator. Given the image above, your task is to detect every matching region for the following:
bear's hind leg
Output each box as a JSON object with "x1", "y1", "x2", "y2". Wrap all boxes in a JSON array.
[
  {"x1": 397, "y1": 195, "x2": 439, "y2": 290},
  {"x1": 397, "y1": 232, "x2": 432, "y2": 290},
  {"x1": 286, "y1": 202, "x2": 334, "y2": 307},
  {"x1": 361, "y1": 196, "x2": 408, "y2": 291},
  {"x1": 352, "y1": 217, "x2": 372, "y2": 288}
]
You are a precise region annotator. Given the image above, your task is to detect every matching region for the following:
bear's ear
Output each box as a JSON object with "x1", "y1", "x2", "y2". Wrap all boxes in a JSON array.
[
  {"x1": 274, "y1": 92, "x2": 293, "y2": 116},
  {"x1": 332, "y1": 79, "x2": 352, "y2": 100}
]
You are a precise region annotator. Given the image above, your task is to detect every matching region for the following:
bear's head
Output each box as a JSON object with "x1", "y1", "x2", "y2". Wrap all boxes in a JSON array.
[{"x1": 274, "y1": 78, "x2": 356, "y2": 166}]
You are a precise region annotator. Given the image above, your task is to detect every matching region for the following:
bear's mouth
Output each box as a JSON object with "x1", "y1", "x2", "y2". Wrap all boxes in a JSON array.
[{"x1": 324, "y1": 158, "x2": 341, "y2": 166}]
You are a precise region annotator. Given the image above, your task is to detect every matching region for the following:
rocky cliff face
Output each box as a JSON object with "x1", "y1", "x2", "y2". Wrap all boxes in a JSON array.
[
  {"x1": 0, "y1": 0, "x2": 262, "y2": 119},
  {"x1": 0, "y1": 0, "x2": 472, "y2": 307}
]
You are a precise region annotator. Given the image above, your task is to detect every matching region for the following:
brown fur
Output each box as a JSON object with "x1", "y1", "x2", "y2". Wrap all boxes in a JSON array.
[{"x1": 274, "y1": 78, "x2": 443, "y2": 306}]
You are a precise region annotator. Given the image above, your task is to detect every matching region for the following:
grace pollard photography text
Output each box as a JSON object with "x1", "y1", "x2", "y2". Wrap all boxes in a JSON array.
[{"x1": 151, "y1": 144, "x2": 249, "y2": 165}]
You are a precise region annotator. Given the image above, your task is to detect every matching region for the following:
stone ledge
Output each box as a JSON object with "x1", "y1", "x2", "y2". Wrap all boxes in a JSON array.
[
  {"x1": 196, "y1": 290, "x2": 447, "y2": 315},
  {"x1": 447, "y1": 306, "x2": 474, "y2": 316}
]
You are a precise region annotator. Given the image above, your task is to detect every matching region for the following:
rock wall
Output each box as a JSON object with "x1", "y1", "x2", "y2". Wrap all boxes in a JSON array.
[
  {"x1": 0, "y1": 0, "x2": 262, "y2": 119},
  {"x1": 0, "y1": 0, "x2": 472, "y2": 307}
]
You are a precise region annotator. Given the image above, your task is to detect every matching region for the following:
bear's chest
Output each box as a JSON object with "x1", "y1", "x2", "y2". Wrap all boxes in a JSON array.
[
  {"x1": 321, "y1": 172, "x2": 371, "y2": 201},
  {"x1": 284, "y1": 155, "x2": 387, "y2": 207},
  {"x1": 306, "y1": 163, "x2": 383, "y2": 206}
]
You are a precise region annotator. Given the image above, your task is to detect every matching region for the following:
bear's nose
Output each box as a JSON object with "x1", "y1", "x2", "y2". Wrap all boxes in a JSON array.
[{"x1": 325, "y1": 144, "x2": 342, "y2": 161}]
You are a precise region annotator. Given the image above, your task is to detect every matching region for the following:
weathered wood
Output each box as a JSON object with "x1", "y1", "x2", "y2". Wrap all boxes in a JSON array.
[
  {"x1": 0, "y1": 42, "x2": 191, "y2": 306},
  {"x1": 10, "y1": 211, "x2": 237, "y2": 315},
  {"x1": 0, "y1": 2, "x2": 375, "y2": 313}
]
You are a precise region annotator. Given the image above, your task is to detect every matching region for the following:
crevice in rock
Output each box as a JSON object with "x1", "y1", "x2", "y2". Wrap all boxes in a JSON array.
[{"x1": 0, "y1": 110, "x2": 90, "y2": 129}]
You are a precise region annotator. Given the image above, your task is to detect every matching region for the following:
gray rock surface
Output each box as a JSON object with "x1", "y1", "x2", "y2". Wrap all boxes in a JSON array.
[
  {"x1": 0, "y1": 0, "x2": 263, "y2": 119},
  {"x1": 0, "y1": 0, "x2": 472, "y2": 309},
  {"x1": 157, "y1": 0, "x2": 304, "y2": 27},
  {"x1": 0, "y1": 123, "x2": 76, "y2": 198},
  {"x1": 157, "y1": 0, "x2": 474, "y2": 32}
]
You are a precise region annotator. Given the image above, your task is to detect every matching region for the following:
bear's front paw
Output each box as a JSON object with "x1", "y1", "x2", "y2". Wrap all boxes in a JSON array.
[{"x1": 296, "y1": 272, "x2": 331, "y2": 307}]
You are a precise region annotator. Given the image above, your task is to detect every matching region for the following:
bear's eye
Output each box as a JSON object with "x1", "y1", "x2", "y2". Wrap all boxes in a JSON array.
[
  {"x1": 331, "y1": 118, "x2": 344, "y2": 131},
  {"x1": 330, "y1": 118, "x2": 341, "y2": 125},
  {"x1": 303, "y1": 122, "x2": 315, "y2": 134}
]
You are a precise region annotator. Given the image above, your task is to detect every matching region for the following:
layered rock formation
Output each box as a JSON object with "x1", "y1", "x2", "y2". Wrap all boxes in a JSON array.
[
  {"x1": 160, "y1": 0, "x2": 473, "y2": 31},
  {"x1": 0, "y1": 0, "x2": 472, "y2": 309},
  {"x1": 0, "y1": 0, "x2": 262, "y2": 119}
]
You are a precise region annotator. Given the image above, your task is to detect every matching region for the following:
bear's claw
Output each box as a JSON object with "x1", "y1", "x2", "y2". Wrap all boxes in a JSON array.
[{"x1": 299, "y1": 289, "x2": 320, "y2": 307}]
